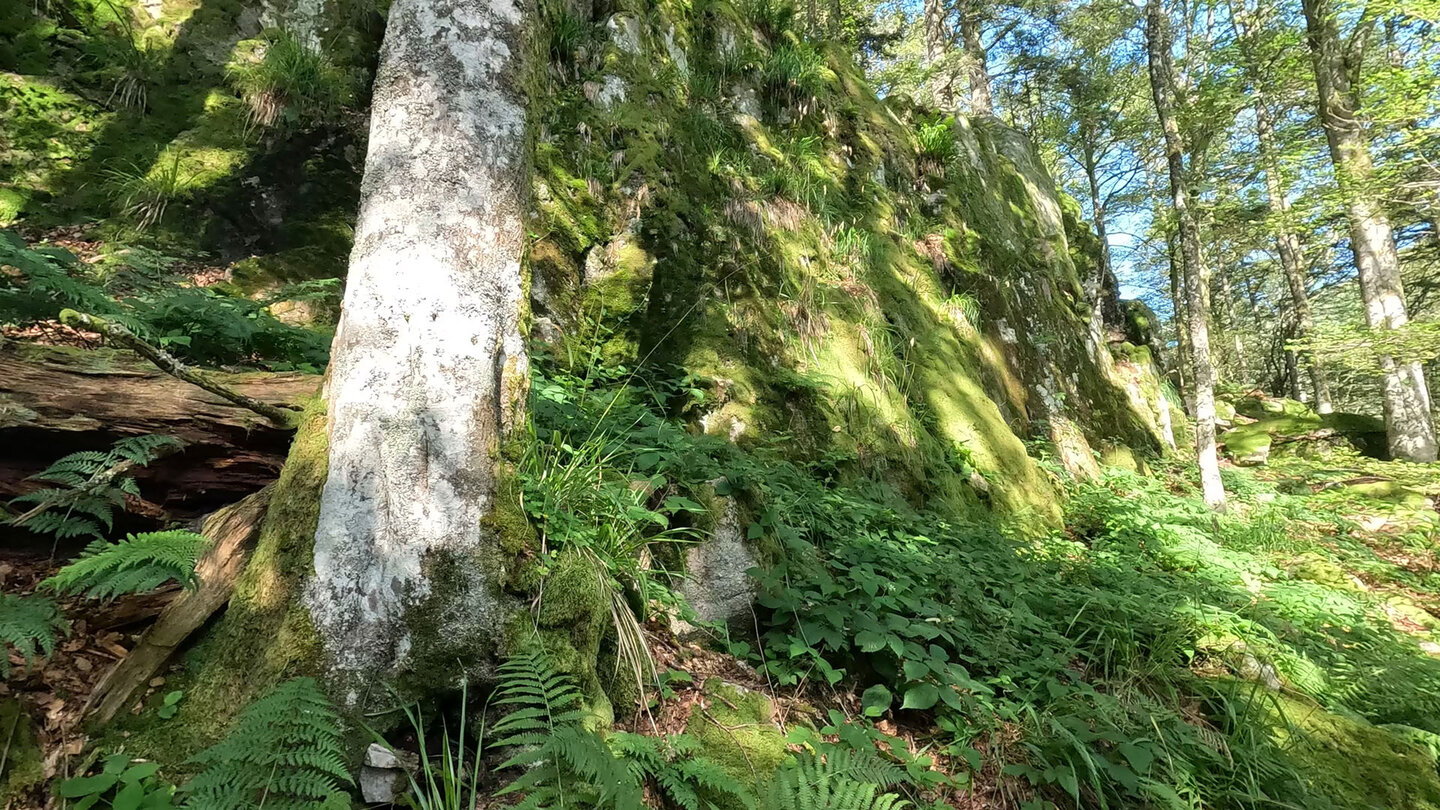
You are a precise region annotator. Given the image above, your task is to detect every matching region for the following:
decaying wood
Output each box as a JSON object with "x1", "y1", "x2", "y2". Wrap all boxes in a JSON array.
[
  {"x1": 58, "y1": 310, "x2": 299, "y2": 428},
  {"x1": 84, "y1": 487, "x2": 271, "y2": 724},
  {"x1": 0, "y1": 340, "x2": 316, "y2": 521}
]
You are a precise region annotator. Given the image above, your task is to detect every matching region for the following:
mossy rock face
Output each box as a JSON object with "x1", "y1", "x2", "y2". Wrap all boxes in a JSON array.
[
  {"x1": 522, "y1": 0, "x2": 1164, "y2": 525},
  {"x1": 1221, "y1": 423, "x2": 1275, "y2": 466},
  {"x1": 1235, "y1": 395, "x2": 1313, "y2": 420},
  {"x1": 1099, "y1": 444, "x2": 1147, "y2": 473},
  {"x1": 0, "y1": 699, "x2": 43, "y2": 803},
  {"x1": 1214, "y1": 399, "x2": 1236, "y2": 425},
  {"x1": 1121, "y1": 299, "x2": 1159, "y2": 348},
  {"x1": 684, "y1": 680, "x2": 788, "y2": 793}
]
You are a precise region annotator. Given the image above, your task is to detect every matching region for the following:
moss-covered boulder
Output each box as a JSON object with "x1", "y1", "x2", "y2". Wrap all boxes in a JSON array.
[
  {"x1": 1220, "y1": 410, "x2": 1388, "y2": 465},
  {"x1": 526, "y1": 0, "x2": 1166, "y2": 526},
  {"x1": 685, "y1": 680, "x2": 789, "y2": 791},
  {"x1": 1263, "y1": 693, "x2": 1440, "y2": 809}
]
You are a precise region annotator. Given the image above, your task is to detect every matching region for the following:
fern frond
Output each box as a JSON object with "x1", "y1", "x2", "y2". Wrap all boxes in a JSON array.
[
  {"x1": 762, "y1": 754, "x2": 909, "y2": 810},
  {"x1": 42, "y1": 530, "x2": 207, "y2": 599},
  {"x1": 0, "y1": 593, "x2": 69, "y2": 677},
  {"x1": 113, "y1": 434, "x2": 185, "y2": 465},
  {"x1": 22, "y1": 512, "x2": 103, "y2": 541},
  {"x1": 184, "y1": 678, "x2": 352, "y2": 809},
  {"x1": 491, "y1": 647, "x2": 644, "y2": 809},
  {"x1": 6, "y1": 435, "x2": 181, "y2": 543}
]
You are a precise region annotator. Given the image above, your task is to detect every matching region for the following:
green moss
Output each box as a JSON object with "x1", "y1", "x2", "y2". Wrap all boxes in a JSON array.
[
  {"x1": 1289, "y1": 553, "x2": 1363, "y2": 591},
  {"x1": 1221, "y1": 423, "x2": 1276, "y2": 465},
  {"x1": 119, "y1": 398, "x2": 329, "y2": 766},
  {"x1": 0, "y1": 699, "x2": 44, "y2": 803},
  {"x1": 1235, "y1": 395, "x2": 1313, "y2": 420},
  {"x1": 518, "y1": 551, "x2": 615, "y2": 725},
  {"x1": 1344, "y1": 480, "x2": 1433, "y2": 509},
  {"x1": 1099, "y1": 444, "x2": 1147, "y2": 473},
  {"x1": 684, "y1": 680, "x2": 788, "y2": 791},
  {"x1": 0, "y1": 187, "x2": 28, "y2": 223},
  {"x1": 1264, "y1": 693, "x2": 1440, "y2": 809}
]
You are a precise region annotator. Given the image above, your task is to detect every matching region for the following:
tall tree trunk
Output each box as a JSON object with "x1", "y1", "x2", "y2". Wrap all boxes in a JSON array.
[
  {"x1": 1147, "y1": 0, "x2": 1225, "y2": 509},
  {"x1": 1302, "y1": 0, "x2": 1436, "y2": 461},
  {"x1": 1232, "y1": 3, "x2": 1334, "y2": 413},
  {"x1": 1166, "y1": 228, "x2": 1192, "y2": 409},
  {"x1": 923, "y1": 0, "x2": 951, "y2": 108},
  {"x1": 305, "y1": 0, "x2": 532, "y2": 695},
  {"x1": 958, "y1": 0, "x2": 992, "y2": 115},
  {"x1": 1083, "y1": 140, "x2": 1118, "y2": 358}
]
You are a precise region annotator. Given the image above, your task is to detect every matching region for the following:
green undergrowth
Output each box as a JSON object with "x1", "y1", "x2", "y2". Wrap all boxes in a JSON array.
[
  {"x1": 525, "y1": 356, "x2": 1440, "y2": 808},
  {"x1": 2, "y1": 0, "x2": 375, "y2": 283},
  {"x1": 0, "y1": 228, "x2": 336, "y2": 367}
]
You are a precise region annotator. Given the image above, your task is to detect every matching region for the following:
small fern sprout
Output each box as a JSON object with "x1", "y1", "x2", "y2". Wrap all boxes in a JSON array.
[
  {"x1": 0, "y1": 593, "x2": 69, "y2": 677},
  {"x1": 42, "y1": 530, "x2": 207, "y2": 600}
]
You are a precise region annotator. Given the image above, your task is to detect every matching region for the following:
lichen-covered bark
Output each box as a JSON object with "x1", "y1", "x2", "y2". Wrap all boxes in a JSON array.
[
  {"x1": 1302, "y1": 0, "x2": 1436, "y2": 462},
  {"x1": 305, "y1": 0, "x2": 531, "y2": 698}
]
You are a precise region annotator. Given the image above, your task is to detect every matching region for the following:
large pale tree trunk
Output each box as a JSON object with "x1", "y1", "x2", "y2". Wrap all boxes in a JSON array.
[
  {"x1": 1302, "y1": 0, "x2": 1436, "y2": 461},
  {"x1": 1147, "y1": 0, "x2": 1225, "y2": 509},
  {"x1": 305, "y1": 0, "x2": 532, "y2": 697},
  {"x1": 958, "y1": 0, "x2": 992, "y2": 116}
]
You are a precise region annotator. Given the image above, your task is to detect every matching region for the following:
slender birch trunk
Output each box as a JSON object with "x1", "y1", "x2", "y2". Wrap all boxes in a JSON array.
[
  {"x1": 1302, "y1": 0, "x2": 1436, "y2": 461},
  {"x1": 1147, "y1": 0, "x2": 1225, "y2": 509},
  {"x1": 305, "y1": 0, "x2": 532, "y2": 695},
  {"x1": 1230, "y1": 3, "x2": 1334, "y2": 413},
  {"x1": 1083, "y1": 140, "x2": 1117, "y2": 357}
]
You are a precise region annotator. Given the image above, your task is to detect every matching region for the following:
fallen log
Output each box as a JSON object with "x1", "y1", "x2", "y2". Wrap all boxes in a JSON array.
[
  {"x1": 84, "y1": 486, "x2": 271, "y2": 724},
  {"x1": 0, "y1": 340, "x2": 318, "y2": 522}
]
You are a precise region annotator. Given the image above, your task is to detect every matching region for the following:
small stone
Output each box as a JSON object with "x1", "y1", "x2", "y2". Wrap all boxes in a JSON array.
[
  {"x1": 680, "y1": 498, "x2": 758, "y2": 630},
  {"x1": 364, "y1": 743, "x2": 402, "y2": 770},
  {"x1": 148, "y1": 677, "x2": 166, "y2": 688},
  {"x1": 359, "y1": 766, "x2": 407, "y2": 804}
]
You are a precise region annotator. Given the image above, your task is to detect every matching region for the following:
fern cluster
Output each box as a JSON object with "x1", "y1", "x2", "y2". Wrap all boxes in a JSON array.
[
  {"x1": 184, "y1": 678, "x2": 352, "y2": 810},
  {"x1": 491, "y1": 648, "x2": 644, "y2": 810},
  {"x1": 0, "y1": 593, "x2": 68, "y2": 677},
  {"x1": 763, "y1": 753, "x2": 910, "y2": 810},
  {"x1": 0, "y1": 230, "x2": 130, "y2": 327},
  {"x1": 611, "y1": 732, "x2": 757, "y2": 810},
  {"x1": 42, "y1": 530, "x2": 207, "y2": 599},
  {"x1": 7, "y1": 435, "x2": 183, "y2": 541}
]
